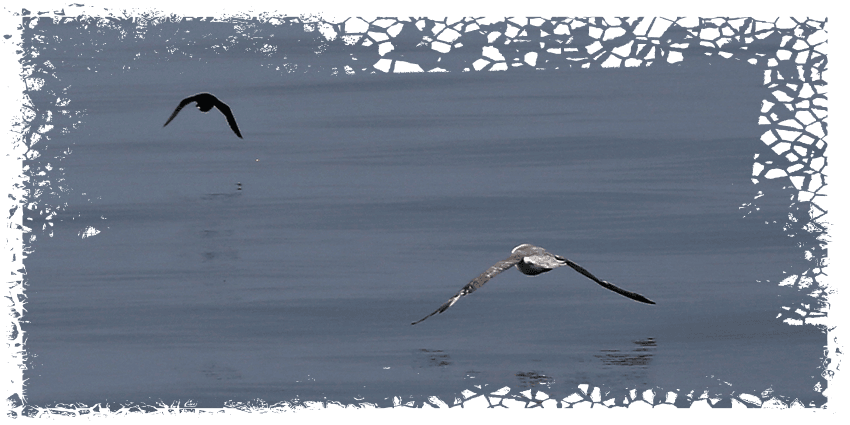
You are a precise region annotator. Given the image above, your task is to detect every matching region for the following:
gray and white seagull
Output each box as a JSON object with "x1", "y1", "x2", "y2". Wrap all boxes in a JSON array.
[
  {"x1": 163, "y1": 92, "x2": 243, "y2": 138},
  {"x1": 412, "y1": 244, "x2": 655, "y2": 325}
]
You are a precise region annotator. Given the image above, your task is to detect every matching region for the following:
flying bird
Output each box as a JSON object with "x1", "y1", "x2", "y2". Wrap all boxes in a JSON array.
[
  {"x1": 412, "y1": 244, "x2": 655, "y2": 325},
  {"x1": 163, "y1": 93, "x2": 243, "y2": 138}
]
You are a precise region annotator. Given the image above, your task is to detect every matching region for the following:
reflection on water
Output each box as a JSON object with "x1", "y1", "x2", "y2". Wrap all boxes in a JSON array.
[
  {"x1": 595, "y1": 338, "x2": 656, "y2": 367},
  {"x1": 416, "y1": 349, "x2": 452, "y2": 368},
  {"x1": 516, "y1": 371, "x2": 552, "y2": 387}
]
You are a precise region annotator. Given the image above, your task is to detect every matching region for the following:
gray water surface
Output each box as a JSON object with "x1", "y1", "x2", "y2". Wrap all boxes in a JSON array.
[{"x1": 21, "y1": 23, "x2": 825, "y2": 407}]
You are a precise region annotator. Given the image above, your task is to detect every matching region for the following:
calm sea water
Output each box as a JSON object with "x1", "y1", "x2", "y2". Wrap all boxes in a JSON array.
[{"x1": 21, "y1": 30, "x2": 825, "y2": 407}]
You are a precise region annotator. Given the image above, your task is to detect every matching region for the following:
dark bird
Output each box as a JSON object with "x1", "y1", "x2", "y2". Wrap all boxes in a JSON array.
[
  {"x1": 163, "y1": 93, "x2": 243, "y2": 138},
  {"x1": 412, "y1": 244, "x2": 655, "y2": 325}
]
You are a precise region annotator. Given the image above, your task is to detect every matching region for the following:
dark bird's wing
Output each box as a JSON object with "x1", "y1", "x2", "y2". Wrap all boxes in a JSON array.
[
  {"x1": 412, "y1": 253, "x2": 523, "y2": 325},
  {"x1": 211, "y1": 98, "x2": 243, "y2": 138},
  {"x1": 556, "y1": 255, "x2": 656, "y2": 304},
  {"x1": 163, "y1": 95, "x2": 202, "y2": 127}
]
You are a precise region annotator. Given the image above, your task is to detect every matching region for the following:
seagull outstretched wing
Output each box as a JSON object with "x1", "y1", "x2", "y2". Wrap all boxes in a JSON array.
[
  {"x1": 556, "y1": 255, "x2": 656, "y2": 304},
  {"x1": 412, "y1": 252, "x2": 524, "y2": 325}
]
